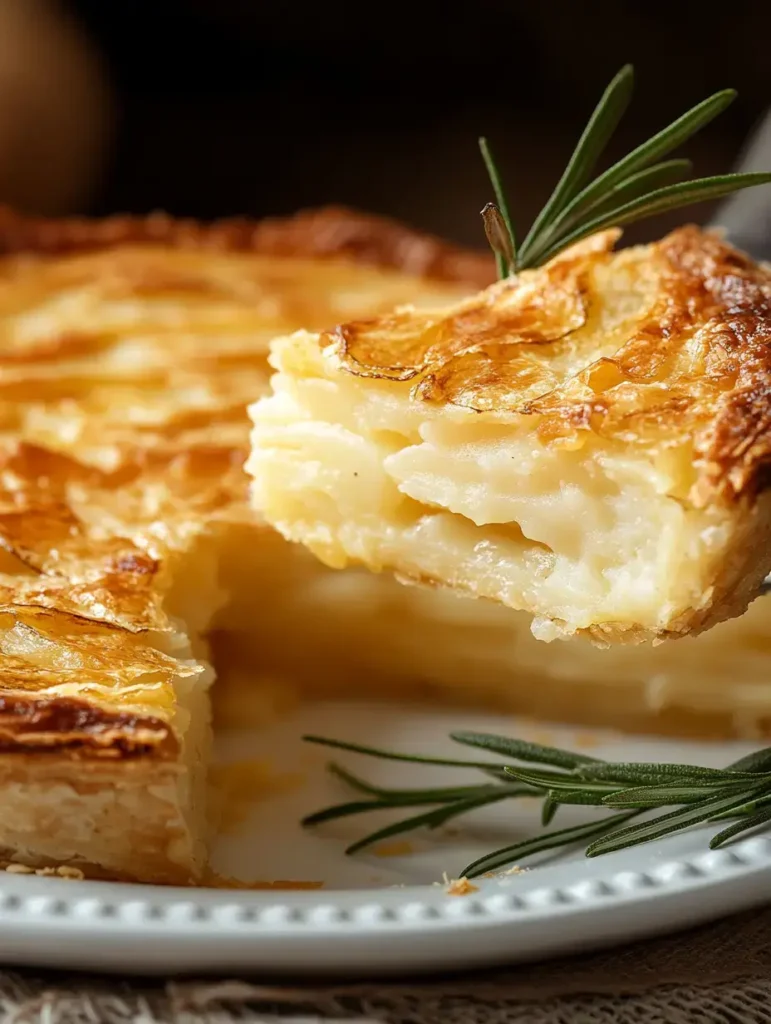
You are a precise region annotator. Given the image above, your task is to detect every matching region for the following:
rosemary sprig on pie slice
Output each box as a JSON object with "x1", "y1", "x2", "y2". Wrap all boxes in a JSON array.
[{"x1": 481, "y1": 64, "x2": 771, "y2": 275}]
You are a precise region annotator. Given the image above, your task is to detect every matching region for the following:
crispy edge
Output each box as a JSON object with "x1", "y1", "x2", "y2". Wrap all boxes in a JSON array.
[
  {"x1": 659, "y1": 226, "x2": 771, "y2": 504},
  {"x1": 0, "y1": 694, "x2": 177, "y2": 759},
  {"x1": 0, "y1": 204, "x2": 495, "y2": 287}
]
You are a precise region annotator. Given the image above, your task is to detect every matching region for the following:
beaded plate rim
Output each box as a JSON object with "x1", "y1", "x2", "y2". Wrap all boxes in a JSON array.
[{"x1": 0, "y1": 833, "x2": 768, "y2": 975}]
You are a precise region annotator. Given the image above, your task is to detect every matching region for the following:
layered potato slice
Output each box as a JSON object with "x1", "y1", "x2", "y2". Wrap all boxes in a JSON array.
[
  {"x1": 0, "y1": 206, "x2": 492, "y2": 883},
  {"x1": 215, "y1": 526, "x2": 771, "y2": 738},
  {"x1": 248, "y1": 227, "x2": 771, "y2": 645}
]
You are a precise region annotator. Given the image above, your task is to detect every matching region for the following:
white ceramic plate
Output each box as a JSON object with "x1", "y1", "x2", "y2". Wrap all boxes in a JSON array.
[{"x1": 2, "y1": 701, "x2": 769, "y2": 977}]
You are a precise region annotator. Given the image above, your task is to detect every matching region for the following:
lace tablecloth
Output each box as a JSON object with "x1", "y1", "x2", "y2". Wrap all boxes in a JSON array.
[{"x1": 4, "y1": 905, "x2": 771, "y2": 1023}]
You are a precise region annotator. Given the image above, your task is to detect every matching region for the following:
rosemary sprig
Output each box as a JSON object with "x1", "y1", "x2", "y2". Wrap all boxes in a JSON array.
[
  {"x1": 303, "y1": 732, "x2": 771, "y2": 878},
  {"x1": 481, "y1": 65, "x2": 771, "y2": 275}
]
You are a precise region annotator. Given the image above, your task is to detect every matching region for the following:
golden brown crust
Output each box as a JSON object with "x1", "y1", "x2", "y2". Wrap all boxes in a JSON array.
[
  {"x1": 0, "y1": 694, "x2": 174, "y2": 758},
  {"x1": 324, "y1": 226, "x2": 771, "y2": 507},
  {"x1": 0, "y1": 204, "x2": 494, "y2": 287}
]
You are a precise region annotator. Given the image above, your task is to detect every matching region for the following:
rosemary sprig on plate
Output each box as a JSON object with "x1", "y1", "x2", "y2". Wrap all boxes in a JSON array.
[
  {"x1": 481, "y1": 63, "x2": 771, "y2": 276},
  {"x1": 302, "y1": 732, "x2": 771, "y2": 878}
]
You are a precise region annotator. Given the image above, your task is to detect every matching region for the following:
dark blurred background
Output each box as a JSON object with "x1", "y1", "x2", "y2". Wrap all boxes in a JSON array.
[{"x1": 3, "y1": 0, "x2": 770, "y2": 249}]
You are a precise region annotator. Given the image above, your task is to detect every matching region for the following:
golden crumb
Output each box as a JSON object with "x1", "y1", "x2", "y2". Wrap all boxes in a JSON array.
[
  {"x1": 482, "y1": 864, "x2": 527, "y2": 878},
  {"x1": 446, "y1": 876, "x2": 480, "y2": 897},
  {"x1": 55, "y1": 865, "x2": 85, "y2": 880},
  {"x1": 3, "y1": 862, "x2": 85, "y2": 879}
]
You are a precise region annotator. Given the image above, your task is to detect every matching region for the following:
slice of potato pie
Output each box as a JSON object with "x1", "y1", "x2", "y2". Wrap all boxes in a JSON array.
[{"x1": 248, "y1": 226, "x2": 771, "y2": 645}]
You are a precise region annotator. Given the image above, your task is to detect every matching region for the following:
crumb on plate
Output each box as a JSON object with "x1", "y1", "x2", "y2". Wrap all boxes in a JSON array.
[
  {"x1": 3, "y1": 863, "x2": 84, "y2": 880},
  {"x1": 445, "y1": 875, "x2": 479, "y2": 897}
]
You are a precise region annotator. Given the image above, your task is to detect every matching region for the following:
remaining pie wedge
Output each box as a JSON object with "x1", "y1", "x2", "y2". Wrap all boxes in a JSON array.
[
  {"x1": 248, "y1": 226, "x2": 771, "y2": 645},
  {"x1": 0, "y1": 205, "x2": 492, "y2": 884}
]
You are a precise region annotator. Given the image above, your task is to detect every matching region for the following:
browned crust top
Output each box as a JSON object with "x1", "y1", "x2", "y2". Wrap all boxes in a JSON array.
[
  {"x1": 323, "y1": 225, "x2": 771, "y2": 504},
  {"x1": 0, "y1": 694, "x2": 175, "y2": 760},
  {"x1": 0, "y1": 204, "x2": 494, "y2": 287}
]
